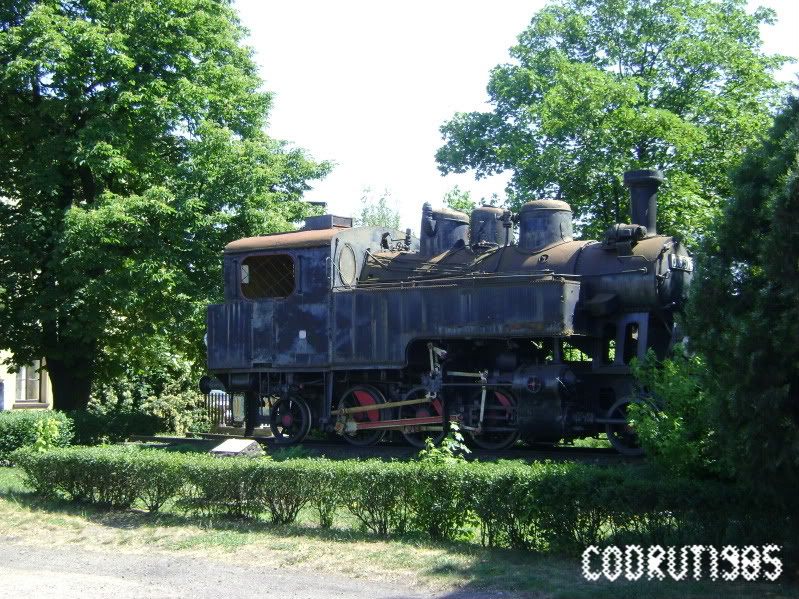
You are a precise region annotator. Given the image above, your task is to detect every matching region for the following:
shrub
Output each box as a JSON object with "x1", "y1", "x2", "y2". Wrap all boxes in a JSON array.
[
  {"x1": 531, "y1": 463, "x2": 616, "y2": 552},
  {"x1": 628, "y1": 348, "x2": 718, "y2": 478},
  {"x1": 32, "y1": 417, "x2": 63, "y2": 452},
  {"x1": 11, "y1": 446, "x2": 66, "y2": 497},
  {"x1": 68, "y1": 410, "x2": 162, "y2": 445},
  {"x1": 410, "y1": 460, "x2": 470, "y2": 540},
  {"x1": 0, "y1": 410, "x2": 73, "y2": 463},
  {"x1": 299, "y1": 459, "x2": 344, "y2": 528},
  {"x1": 179, "y1": 454, "x2": 268, "y2": 518},
  {"x1": 12, "y1": 445, "x2": 140, "y2": 507},
  {"x1": 9, "y1": 444, "x2": 791, "y2": 558},
  {"x1": 340, "y1": 460, "x2": 414, "y2": 536},
  {"x1": 256, "y1": 460, "x2": 315, "y2": 525},
  {"x1": 90, "y1": 352, "x2": 211, "y2": 437},
  {"x1": 130, "y1": 450, "x2": 190, "y2": 512},
  {"x1": 464, "y1": 462, "x2": 531, "y2": 548},
  {"x1": 408, "y1": 429, "x2": 473, "y2": 540}
]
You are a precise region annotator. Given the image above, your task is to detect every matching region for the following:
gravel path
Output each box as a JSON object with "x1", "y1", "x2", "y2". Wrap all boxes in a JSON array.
[
  {"x1": 0, "y1": 538, "x2": 432, "y2": 599},
  {"x1": 0, "y1": 537, "x2": 524, "y2": 599}
]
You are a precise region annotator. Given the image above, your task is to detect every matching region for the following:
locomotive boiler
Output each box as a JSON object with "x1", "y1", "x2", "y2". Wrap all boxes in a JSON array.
[{"x1": 203, "y1": 170, "x2": 693, "y2": 454}]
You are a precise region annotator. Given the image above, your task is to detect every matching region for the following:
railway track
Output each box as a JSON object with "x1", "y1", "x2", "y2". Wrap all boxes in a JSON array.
[{"x1": 130, "y1": 433, "x2": 641, "y2": 464}]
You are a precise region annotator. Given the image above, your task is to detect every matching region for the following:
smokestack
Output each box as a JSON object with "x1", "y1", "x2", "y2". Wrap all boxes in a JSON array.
[{"x1": 623, "y1": 169, "x2": 664, "y2": 236}]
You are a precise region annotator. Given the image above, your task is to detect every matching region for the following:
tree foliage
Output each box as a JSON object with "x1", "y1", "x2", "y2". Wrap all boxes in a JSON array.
[
  {"x1": 682, "y1": 93, "x2": 798, "y2": 508},
  {"x1": 0, "y1": 0, "x2": 331, "y2": 410},
  {"x1": 354, "y1": 187, "x2": 401, "y2": 229},
  {"x1": 436, "y1": 0, "x2": 791, "y2": 240},
  {"x1": 442, "y1": 185, "x2": 477, "y2": 215}
]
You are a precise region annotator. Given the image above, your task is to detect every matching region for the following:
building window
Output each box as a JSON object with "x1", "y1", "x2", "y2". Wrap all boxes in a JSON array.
[
  {"x1": 16, "y1": 360, "x2": 41, "y2": 402},
  {"x1": 241, "y1": 254, "x2": 295, "y2": 299}
]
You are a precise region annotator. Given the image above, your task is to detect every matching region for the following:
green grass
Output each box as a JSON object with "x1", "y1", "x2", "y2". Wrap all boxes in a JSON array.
[
  {"x1": 558, "y1": 435, "x2": 613, "y2": 449},
  {"x1": 0, "y1": 464, "x2": 795, "y2": 598}
]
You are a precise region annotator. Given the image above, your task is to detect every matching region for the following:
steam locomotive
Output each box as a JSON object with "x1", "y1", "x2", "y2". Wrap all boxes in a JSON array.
[{"x1": 202, "y1": 170, "x2": 693, "y2": 454}]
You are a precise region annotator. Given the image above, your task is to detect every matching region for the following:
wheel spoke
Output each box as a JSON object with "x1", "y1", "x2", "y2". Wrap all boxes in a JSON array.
[
  {"x1": 464, "y1": 390, "x2": 519, "y2": 450},
  {"x1": 337, "y1": 386, "x2": 388, "y2": 446},
  {"x1": 400, "y1": 388, "x2": 449, "y2": 448}
]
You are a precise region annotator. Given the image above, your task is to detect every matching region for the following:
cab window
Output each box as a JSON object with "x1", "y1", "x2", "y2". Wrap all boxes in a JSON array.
[{"x1": 241, "y1": 254, "x2": 294, "y2": 299}]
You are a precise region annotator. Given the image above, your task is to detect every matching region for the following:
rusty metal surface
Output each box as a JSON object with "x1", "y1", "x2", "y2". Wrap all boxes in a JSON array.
[
  {"x1": 224, "y1": 228, "x2": 339, "y2": 253},
  {"x1": 206, "y1": 301, "x2": 253, "y2": 369},
  {"x1": 208, "y1": 273, "x2": 580, "y2": 372}
]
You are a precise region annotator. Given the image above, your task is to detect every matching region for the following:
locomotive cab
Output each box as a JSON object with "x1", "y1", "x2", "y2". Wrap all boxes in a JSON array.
[{"x1": 207, "y1": 217, "x2": 415, "y2": 378}]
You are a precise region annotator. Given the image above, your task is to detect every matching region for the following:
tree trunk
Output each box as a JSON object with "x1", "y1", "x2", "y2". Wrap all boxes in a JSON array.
[{"x1": 46, "y1": 354, "x2": 95, "y2": 412}]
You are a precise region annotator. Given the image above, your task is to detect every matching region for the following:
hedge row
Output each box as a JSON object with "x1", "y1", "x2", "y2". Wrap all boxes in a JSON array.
[{"x1": 10, "y1": 446, "x2": 783, "y2": 554}]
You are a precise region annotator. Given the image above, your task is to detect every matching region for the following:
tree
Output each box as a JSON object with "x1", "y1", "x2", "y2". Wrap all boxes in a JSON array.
[
  {"x1": 436, "y1": 0, "x2": 792, "y2": 240},
  {"x1": 682, "y1": 93, "x2": 798, "y2": 508},
  {"x1": 355, "y1": 187, "x2": 401, "y2": 229},
  {"x1": 0, "y1": 1, "x2": 331, "y2": 410},
  {"x1": 442, "y1": 185, "x2": 477, "y2": 215}
]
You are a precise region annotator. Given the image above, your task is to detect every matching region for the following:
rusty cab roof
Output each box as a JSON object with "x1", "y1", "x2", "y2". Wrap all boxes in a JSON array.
[{"x1": 224, "y1": 228, "x2": 341, "y2": 254}]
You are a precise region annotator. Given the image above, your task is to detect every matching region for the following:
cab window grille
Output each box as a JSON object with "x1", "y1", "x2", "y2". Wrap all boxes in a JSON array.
[{"x1": 241, "y1": 254, "x2": 294, "y2": 299}]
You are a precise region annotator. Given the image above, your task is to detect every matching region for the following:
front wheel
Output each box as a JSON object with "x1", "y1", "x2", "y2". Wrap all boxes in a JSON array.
[{"x1": 605, "y1": 398, "x2": 645, "y2": 456}]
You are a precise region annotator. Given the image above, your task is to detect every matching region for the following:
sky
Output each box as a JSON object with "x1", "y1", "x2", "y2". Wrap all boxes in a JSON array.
[{"x1": 235, "y1": 0, "x2": 798, "y2": 232}]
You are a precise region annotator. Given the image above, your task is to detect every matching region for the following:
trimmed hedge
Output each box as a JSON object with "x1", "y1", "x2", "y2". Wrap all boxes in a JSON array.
[
  {"x1": 9, "y1": 447, "x2": 788, "y2": 556},
  {"x1": 0, "y1": 411, "x2": 73, "y2": 463}
]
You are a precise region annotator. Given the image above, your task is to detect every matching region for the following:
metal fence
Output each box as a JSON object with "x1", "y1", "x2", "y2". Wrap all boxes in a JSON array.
[{"x1": 203, "y1": 392, "x2": 233, "y2": 427}]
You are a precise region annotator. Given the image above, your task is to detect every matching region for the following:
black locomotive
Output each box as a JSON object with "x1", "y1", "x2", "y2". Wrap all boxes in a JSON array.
[{"x1": 202, "y1": 169, "x2": 693, "y2": 454}]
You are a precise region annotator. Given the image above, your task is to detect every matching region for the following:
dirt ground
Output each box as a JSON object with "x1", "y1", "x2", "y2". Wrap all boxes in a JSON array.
[{"x1": 0, "y1": 537, "x2": 520, "y2": 599}]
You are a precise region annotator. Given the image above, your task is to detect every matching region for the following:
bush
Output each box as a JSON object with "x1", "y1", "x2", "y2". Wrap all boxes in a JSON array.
[
  {"x1": 410, "y1": 460, "x2": 470, "y2": 540},
  {"x1": 295, "y1": 459, "x2": 343, "y2": 528},
  {"x1": 68, "y1": 410, "x2": 162, "y2": 445},
  {"x1": 340, "y1": 460, "x2": 414, "y2": 536},
  {"x1": 130, "y1": 450, "x2": 189, "y2": 512},
  {"x1": 179, "y1": 453, "x2": 269, "y2": 518},
  {"x1": 89, "y1": 349, "x2": 211, "y2": 439},
  {"x1": 256, "y1": 460, "x2": 316, "y2": 525},
  {"x1": 0, "y1": 411, "x2": 73, "y2": 463},
  {"x1": 628, "y1": 348, "x2": 718, "y2": 478},
  {"x1": 464, "y1": 462, "x2": 530, "y2": 548},
  {"x1": 12, "y1": 445, "x2": 140, "y2": 507},
  {"x1": 9, "y1": 445, "x2": 792, "y2": 559}
]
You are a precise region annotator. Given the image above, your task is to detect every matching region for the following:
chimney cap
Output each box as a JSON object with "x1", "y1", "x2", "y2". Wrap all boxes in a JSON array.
[{"x1": 624, "y1": 169, "x2": 665, "y2": 186}]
